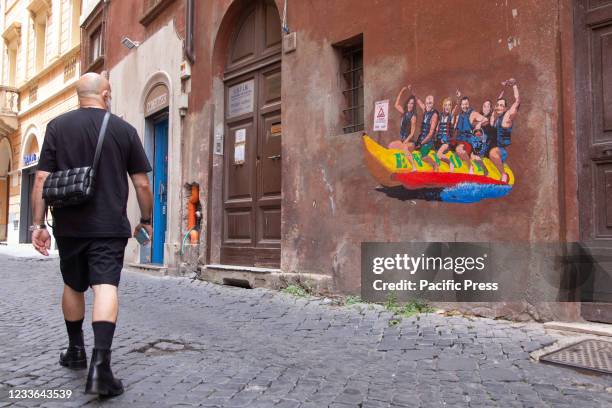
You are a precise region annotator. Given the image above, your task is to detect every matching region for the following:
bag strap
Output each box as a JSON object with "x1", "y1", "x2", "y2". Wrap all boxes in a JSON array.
[{"x1": 92, "y1": 112, "x2": 110, "y2": 170}]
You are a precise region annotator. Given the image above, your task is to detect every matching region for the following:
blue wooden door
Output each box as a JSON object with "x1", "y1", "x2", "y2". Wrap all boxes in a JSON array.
[{"x1": 152, "y1": 120, "x2": 168, "y2": 264}]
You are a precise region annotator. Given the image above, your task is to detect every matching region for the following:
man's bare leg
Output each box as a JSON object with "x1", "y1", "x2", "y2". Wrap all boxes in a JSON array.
[
  {"x1": 489, "y1": 148, "x2": 508, "y2": 182},
  {"x1": 423, "y1": 155, "x2": 439, "y2": 172},
  {"x1": 456, "y1": 145, "x2": 472, "y2": 173},
  {"x1": 471, "y1": 153, "x2": 488, "y2": 176},
  {"x1": 437, "y1": 144, "x2": 451, "y2": 170},
  {"x1": 63, "y1": 285, "x2": 85, "y2": 321},
  {"x1": 403, "y1": 142, "x2": 418, "y2": 171},
  {"x1": 59, "y1": 285, "x2": 87, "y2": 370},
  {"x1": 92, "y1": 284, "x2": 118, "y2": 323}
]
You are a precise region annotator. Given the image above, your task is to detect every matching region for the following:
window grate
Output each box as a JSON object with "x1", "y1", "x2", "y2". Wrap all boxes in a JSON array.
[
  {"x1": 29, "y1": 85, "x2": 38, "y2": 104},
  {"x1": 339, "y1": 42, "x2": 364, "y2": 134},
  {"x1": 64, "y1": 56, "x2": 77, "y2": 82}
]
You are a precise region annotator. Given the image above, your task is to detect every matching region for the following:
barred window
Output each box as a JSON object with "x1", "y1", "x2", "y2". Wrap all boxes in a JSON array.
[
  {"x1": 64, "y1": 56, "x2": 77, "y2": 82},
  {"x1": 336, "y1": 35, "x2": 364, "y2": 134},
  {"x1": 29, "y1": 85, "x2": 38, "y2": 104}
]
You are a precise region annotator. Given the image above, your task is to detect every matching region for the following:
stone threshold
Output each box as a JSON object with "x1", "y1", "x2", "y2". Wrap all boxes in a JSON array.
[
  {"x1": 544, "y1": 321, "x2": 612, "y2": 337},
  {"x1": 126, "y1": 262, "x2": 169, "y2": 277},
  {"x1": 198, "y1": 263, "x2": 333, "y2": 294},
  {"x1": 205, "y1": 263, "x2": 281, "y2": 274}
]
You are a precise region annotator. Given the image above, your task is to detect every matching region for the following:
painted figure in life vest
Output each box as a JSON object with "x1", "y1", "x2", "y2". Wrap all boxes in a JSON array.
[
  {"x1": 471, "y1": 100, "x2": 496, "y2": 175},
  {"x1": 412, "y1": 92, "x2": 439, "y2": 171},
  {"x1": 455, "y1": 96, "x2": 489, "y2": 174},
  {"x1": 388, "y1": 86, "x2": 418, "y2": 170},
  {"x1": 489, "y1": 78, "x2": 520, "y2": 183},
  {"x1": 435, "y1": 91, "x2": 461, "y2": 170}
]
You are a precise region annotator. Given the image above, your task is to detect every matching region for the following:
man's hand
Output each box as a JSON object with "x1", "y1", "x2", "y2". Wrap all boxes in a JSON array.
[
  {"x1": 133, "y1": 223, "x2": 153, "y2": 244},
  {"x1": 32, "y1": 229, "x2": 51, "y2": 256}
]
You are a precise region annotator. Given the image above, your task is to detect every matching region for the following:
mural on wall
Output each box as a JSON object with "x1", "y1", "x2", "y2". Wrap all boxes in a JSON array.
[{"x1": 364, "y1": 79, "x2": 520, "y2": 203}]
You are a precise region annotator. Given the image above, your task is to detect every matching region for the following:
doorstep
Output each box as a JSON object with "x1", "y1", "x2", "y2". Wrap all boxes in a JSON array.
[
  {"x1": 206, "y1": 263, "x2": 281, "y2": 274},
  {"x1": 544, "y1": 321, "x2": 612, "y2": 337},
  {"x1": 198, "y1": 263, "x2": 333, "y2": 294},
  {"x1": 126, "y1": 262, "x2": 169, "y2": 277}
]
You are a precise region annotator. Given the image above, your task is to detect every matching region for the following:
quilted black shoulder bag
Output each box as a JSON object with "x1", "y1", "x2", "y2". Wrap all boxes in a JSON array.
[{"x1": 42, "y1": 112, "x2": 110, "y2": 209}]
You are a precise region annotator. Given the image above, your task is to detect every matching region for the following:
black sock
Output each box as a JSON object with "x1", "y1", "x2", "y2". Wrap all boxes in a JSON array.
[
  {"x1": 92, "y1": 321, "x2": 116, "y2": 350},
  {"x1": 65, "y1": 318, "x2": 84, "y2": 348}
]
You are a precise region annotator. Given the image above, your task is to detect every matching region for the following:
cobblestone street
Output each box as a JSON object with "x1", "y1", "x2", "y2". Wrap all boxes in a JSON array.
[{"x1": 0, "y1": 254, "x2": 610, "y2": 407}]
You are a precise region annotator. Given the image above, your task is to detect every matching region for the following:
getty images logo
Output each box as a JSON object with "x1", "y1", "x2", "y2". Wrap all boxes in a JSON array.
[{"x1": 372, "y1": 253, "x2": 488, "y2": 276}]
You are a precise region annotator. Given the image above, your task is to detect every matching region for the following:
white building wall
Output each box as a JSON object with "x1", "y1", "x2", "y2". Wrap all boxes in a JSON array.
[{"x1": 108, "y1": 22, "x2": 185, "y2": 269}]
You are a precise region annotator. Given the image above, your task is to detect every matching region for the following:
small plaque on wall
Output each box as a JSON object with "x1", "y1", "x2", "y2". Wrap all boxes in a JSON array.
[
  {"x1": 214, "y1": 132, "x2": 224, "y2": 155},
  {"x1": 228, "y1": 80, "x2": 254, "y2": 118}
]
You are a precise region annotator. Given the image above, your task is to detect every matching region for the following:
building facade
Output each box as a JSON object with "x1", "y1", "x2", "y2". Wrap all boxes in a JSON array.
[
  {"x1": 1, "y1": 0, "x2": 81, "y2": 245},
  {"x1": 102, "y1": 0, "x2": 611, "y2": 322},
  {"x1": 94, "y1": 0, "x2": 187, "y2": 269}
]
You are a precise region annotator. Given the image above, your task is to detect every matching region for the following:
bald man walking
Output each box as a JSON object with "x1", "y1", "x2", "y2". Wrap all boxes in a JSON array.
[{"x1": 31, "y1": 73, "x2": 154, "y2": 397}]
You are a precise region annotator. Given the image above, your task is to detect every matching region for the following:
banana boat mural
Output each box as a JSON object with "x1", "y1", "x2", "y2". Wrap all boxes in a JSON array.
[{"x1": 363, "y1": 135, "x2": 514, "y2": 203}]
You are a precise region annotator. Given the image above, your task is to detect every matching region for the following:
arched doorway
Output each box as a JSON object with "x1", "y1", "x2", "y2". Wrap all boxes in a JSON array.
[
  {"x1": 19, "y1": 131, "x2": 40, "y2": 243},
  {"x1": 144, "y1": 82, "x2": 170, "y2": 265},
  {"x1": 221, "y1": 0, "x2": 282, "y2": 267},
  {"x1": 0, "y1": 138, "x2": 12, "y2": 241}
]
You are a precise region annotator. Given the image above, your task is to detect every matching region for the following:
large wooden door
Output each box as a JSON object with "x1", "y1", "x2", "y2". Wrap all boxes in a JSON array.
[
  {"x1": 575, "y1": 0, "x2": 612, "y2": 323},
  {"x1": 221, "y1": 0, "x2": 282, "y2": 267}
]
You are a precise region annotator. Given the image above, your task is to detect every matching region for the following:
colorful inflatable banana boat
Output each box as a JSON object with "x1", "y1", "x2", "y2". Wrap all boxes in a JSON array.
[{"x1": 363, "y1": 135, "x2": 514, "y2": 203}]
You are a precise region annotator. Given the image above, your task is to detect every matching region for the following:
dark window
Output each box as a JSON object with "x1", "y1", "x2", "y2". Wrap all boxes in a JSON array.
[
  {"x1": 80, "y1": 1, "x2": 107, "y2": 73},
  {"x1": 64, "y1": 56, "x2": 77, "y2": 82},
  {"x1": 140, "y1": 0, "x2": 175, "y2": 26},
  {"x1": 89, "y1": 27, "x2": 103, "y2": 63},
  {"x1": 336, "y1": 36, "x2": 364, "y2": 134},
  {"x1": 29, "y1": 85, "x2": 38, "y2": 104}
]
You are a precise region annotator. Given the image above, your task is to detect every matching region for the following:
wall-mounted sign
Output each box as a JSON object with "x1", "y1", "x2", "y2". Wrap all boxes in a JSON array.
[
  {"x1": 23, "y1": 153, "x2": 37, "y2": 166},
  {"x1": 228, "y1": 80, "x2": 254, "y2": 118},
  {"x1": 214, "y1": 132, "x2": 224, "y2": 155},
  {"x1": 145, "y1": 84, "x2": 170, "y2": 117},
  {"x1": 234, "y1": 128, "x2": 246, "y2": 165},
  {"x1": 373, "y1": 100, "x2": 389, "y2": 132}
]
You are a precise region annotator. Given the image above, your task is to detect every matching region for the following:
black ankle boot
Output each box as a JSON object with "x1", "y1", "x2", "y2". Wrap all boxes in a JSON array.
[
  {"x1": 59, "y1": 345, "x2": 87, "y2": 369},
  {"x1": 85, "y1": 349, "x2": 124, "y2": 397}
]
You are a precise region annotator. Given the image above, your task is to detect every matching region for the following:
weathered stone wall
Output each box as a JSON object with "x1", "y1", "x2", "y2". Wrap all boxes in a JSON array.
[{"x1": 184, "y1": 0, "x2": 578, "y2": 320}]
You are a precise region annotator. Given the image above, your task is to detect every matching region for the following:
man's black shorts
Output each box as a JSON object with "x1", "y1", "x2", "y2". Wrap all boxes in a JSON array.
[{"x1": 55, "y1": 237, "x2": 129, "y2": 292}]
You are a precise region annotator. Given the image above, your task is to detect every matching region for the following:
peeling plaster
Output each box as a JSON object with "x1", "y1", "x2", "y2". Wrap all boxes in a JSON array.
[{"x1": 320, "y1": 168, "x2": 335, "y2": 215}]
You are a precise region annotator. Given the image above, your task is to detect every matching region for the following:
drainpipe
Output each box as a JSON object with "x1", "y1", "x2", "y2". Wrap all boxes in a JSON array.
[
  {"x1": 188, "y1": 184, "x2": 199, "y2": 244},
  {"x1": 185, "y1": 0, "x2": 195, "y2": 63}
]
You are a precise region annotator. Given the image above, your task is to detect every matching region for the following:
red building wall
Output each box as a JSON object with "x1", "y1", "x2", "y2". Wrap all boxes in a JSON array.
[{"x1": 105, "y1": 0, "x2": 185, "y2": 71}]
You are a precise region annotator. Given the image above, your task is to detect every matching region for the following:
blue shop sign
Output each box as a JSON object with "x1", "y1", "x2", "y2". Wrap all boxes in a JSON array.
[{"x1": 23, "y1": 153, "x2": 37, "y2": 166}]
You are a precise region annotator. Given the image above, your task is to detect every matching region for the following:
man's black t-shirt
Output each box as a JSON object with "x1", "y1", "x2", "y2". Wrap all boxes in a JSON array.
[{"x1": 38, "y1": 107, "x2": 152, "y2": 238}]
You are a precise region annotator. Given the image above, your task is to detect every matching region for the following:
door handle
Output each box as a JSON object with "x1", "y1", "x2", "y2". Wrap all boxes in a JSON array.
[
  {"x1": 267, "y1": 154, "x2": 281, "y2": 160},
  {"x1": 603, "y1": 149, "x2": 612, "y2": 156}
]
